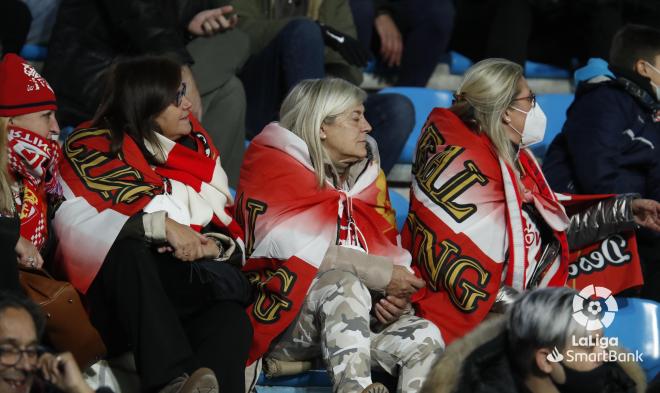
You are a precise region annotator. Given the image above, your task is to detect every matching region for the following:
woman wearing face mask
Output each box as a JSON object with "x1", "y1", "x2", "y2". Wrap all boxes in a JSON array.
[
  {"x1": 403, "y1": 58, "x2": 660, "y2": 346},
  {"x1": 0, "y1": 54, "x2": 63, "y2": 290},
  {"x1": 422, "y1": 287, "x2": 646, "y2": 393}
]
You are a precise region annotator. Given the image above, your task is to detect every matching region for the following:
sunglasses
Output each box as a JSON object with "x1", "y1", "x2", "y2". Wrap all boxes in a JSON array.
[{"x1": 174, "y1": 83, "x2": 187, "y2": 107}]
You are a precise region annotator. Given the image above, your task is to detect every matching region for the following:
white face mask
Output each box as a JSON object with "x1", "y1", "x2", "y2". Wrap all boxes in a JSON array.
[
  {"x1": 508, "y1": 104, "x2": 547, "y2": 148},
  {"x1": 644, "y1": 61, "x2": 660, "y2": 101}
]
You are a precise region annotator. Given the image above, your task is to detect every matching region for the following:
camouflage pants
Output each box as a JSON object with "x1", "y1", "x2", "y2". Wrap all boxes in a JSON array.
[{"x1": 267, "y1": 269, "x2": 444, "y2": 393}]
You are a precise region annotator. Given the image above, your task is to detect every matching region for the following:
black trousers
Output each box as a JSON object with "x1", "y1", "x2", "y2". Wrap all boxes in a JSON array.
[
  {"x1": 87, "y1": 238, "x2": 252, "y2": 393},
  {"x1": 0, "y1": 216, "x2": 21, "y2": 294}
]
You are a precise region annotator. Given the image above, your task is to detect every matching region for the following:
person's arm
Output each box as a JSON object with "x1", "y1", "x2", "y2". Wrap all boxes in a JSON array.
[
  {"x1": 37, "y1": 352, "x2": 94, "y2": 393},
  {"x1": 319, "y1": 244, "x2": 393, "y2": 290},
  {"x1": 566, "y1": 194, "x2": 638, "y2": 250},
  {"x1": 98, "y1": 0, "x2": 194, "y2": 64},
  {"x1": 563, "y1": 88, "x2": 635, "y2": 194},
  {"x1": 319, "y1": 0, "x2": 364, "y2": 84}
]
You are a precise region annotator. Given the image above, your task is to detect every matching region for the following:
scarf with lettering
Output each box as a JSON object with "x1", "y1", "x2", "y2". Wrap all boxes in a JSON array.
[
  {"x1": 7, "y1": 125, "x2": 62, "y2": 250},
  {"x1": 54, "y1": 115, "x2": 243, "y2": 293}
]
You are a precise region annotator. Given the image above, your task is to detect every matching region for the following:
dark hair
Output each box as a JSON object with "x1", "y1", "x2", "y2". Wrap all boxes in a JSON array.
[
  {"x1": 0, "y1": 291, "x2": 46, "y2": 339},
  {"x1": 92, "y1": 55, "x2": 182, "y2": 162},
  {"x1": 610, "y1": 24, "x2": 660, "y2": 70}
]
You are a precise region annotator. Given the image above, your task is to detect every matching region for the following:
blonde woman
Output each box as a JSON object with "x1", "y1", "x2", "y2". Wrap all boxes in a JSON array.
[
  {"x1": 237, "y1": 78, "x2": 443, "y2": 393},
  {"x1": 0, "y1": 54, "x2": 61, "y2": 293},
  {"x1": 404, "y1": 58, "x2": 660, "y2": 347}
]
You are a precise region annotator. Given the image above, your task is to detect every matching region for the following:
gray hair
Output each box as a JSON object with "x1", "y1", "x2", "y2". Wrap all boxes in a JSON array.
[
  {"x1": 507, "y1": 287, "x2": 588, "y2": 376},
  {"x1": 453, "y1": 58, "x2": 523, "y2": 168},
  {"x1": 279, "y1": 78, "x2": 367, "y2": 188}
]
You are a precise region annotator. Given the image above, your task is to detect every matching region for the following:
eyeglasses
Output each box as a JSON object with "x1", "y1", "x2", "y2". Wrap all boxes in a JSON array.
[
  {"x1": 511, "y1": 93, "x2": 536, "y2": 108},
  {"x1": 174, "y1": 83, "x2": 187, "y2": 107},
  {"x1": 0, "y1": 344, "x2": 44, "y2": 367}
]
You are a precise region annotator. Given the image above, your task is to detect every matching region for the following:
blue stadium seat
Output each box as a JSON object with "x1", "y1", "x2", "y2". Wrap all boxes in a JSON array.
[
  {"x1": 532, "y1": 93, "x2": 573, "y2": 158},
  {"x1": 388, "y1": 189, "x2": 409, "y2": 231},
  {"x1": 379, "y1": 87, "x2": 453, "y2": 164},
  {"x1": 19, "y1": 44, "x2": 48, "y2": 61},
  {"x1": 604, "y1": 297, "x2": 660, "y2": 381},
  {"x1": 450, "y1": 51, "x2": 571, "y2": 79}
]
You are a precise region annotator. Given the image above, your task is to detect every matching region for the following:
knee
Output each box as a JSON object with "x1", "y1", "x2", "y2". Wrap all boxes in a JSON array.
[
  {"x1": 409, "y1": 320, "x2": 444, "y2": 362},
  {"x1": 279, "y1": 18, "x2": 324, "y2": 49},
  {"x1": 369, "y1": 94, "x2": 414, "y2": 137},
  {"x1": 410, "y1": 0, "x2": 455, "y2": 34},
  {"x1": 314, "y1": 269, "x2": 371, "y2": 306}
]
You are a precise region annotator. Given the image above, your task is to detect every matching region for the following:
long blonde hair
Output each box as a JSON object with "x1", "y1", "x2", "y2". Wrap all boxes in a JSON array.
[
  {"x1": 0, "y1": 117, "x2": 16, "y2": 214},
  {"x1": 279, "y1": 78, "x2": 367, "y2": 188},
  {"x1": 452, "y1": 58, "x2": 523, "y2": 168}
]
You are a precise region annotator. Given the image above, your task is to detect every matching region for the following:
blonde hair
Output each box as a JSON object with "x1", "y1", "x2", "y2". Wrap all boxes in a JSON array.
[
  {"x1": 0, "y1": 117, "x2": 15, "y2": 215},
  {"x1": 452, "y1": 58, "x2": 524, "y2": 168},
  {"x1": 279, "y1": 78, "x2": 367, "y2": 188}
]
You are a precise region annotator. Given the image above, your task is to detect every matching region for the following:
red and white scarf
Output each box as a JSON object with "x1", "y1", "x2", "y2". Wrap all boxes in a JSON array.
[
  {"x1": 237, "y1": 123, "x2": 410, "y2": 364},
  {"x1": 54, "y1": 115, "x2": 243, "y2": 293},
  {"x1": 7, "y1": 125, "x2": 62, "y2": 250}
]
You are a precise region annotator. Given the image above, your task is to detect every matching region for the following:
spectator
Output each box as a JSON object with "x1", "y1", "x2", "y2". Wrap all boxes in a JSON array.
[
  {"x1": 404, "y1": 58, "x2": 660, "y2": 346},
  {"x1": 450, "y1": 0, "x2": 623, "y2": 70},
  {"x1": 0, "y1": 117, "x2": 21, "y2": 294},
  {"x1": 0, "y1": 1, "x2": 31, "y2": 56},
  {"x1": 421, "y1": 287, "x2": 646, "y2": 393},
  {"x1": 544, "y1": 24, "x2": 660, "y2": 302},
  {"x1": 0, "y1": 54, "x2": 62, "y2": 291},
  {"x1": 0, "y1": 290, "x2": 98, "y2": 393},
  {"x1": 53, "y1": 56, "x2": 252, "y2": 393},
  {"x1": 233, "y1": 0, "x2": 415, "y2": 173},
  {"x1": 237, "y1": 78, "x2": 442, "y2": 393},
  {"x1": 43, "y1": 0, "x2": 248, "y2": 186},
  {"x1": 349, "y1": 0, "x2": 455, "y2": 86}
]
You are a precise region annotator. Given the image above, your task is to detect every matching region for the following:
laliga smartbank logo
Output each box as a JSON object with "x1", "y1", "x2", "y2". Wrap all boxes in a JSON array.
[
  {"x1": 571, "y1": 285, "x2": 617, "y2": 330},
  {"x1": 545, "y1": 285, "x2": 644, "y2": 364}
]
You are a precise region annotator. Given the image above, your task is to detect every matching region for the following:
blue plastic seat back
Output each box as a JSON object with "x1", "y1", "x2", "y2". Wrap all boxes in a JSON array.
[
  {"x1": 450, "y1": 51, "x2": 570, "y2": 79},
  {"x1": 19, "y1": 44, "x2": 48, "y2": 61},
  {"x1": 379, "y1": 87, "x2": 453, "y2": 164},
  {"x1": 531, "y1": 93, "x2": 573, "y2": 159},
  {"x1": 388, "y1": 189, "x2": 408, "y2": 232},
  {"x1": 604, "y1": 297, "x2": 660, "y2": 381}
]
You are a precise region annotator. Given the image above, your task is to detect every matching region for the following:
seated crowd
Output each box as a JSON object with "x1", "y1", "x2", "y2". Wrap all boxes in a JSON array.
[{"x1": 0, "y1": 2, "x2": 660, "y2": 393}]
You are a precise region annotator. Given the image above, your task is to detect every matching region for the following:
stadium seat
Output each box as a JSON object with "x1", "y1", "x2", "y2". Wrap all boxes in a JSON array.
[
  {"x1": 388, "y1": 189, "x2": 409, "y2": 231},
  {"x1": 19, "y1": 44, "x2": 48, "y2": 61},
  {"x1": 605, "y1": 297, "x2": 660, "y2": 381},
  {"x1": 449, "y1": 51, "x2": 571, "y2": 79},
  {"x1": 532, "y1": 93, "x2": 574, "y2": 158},
  {"x1": 379, "y1": 87, "x2": 453, "y2": 164}
]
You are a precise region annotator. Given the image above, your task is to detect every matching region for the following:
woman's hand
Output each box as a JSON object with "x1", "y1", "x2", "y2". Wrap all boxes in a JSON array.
[
  {"x1": 15, "y1": 236, "x2": 43, "y2": 269},
  {"x1": 37, "y1": 352, "x2": 93, "y2": 393},
  {"x1": 201, "y1": 239, "x2": 221, "y2": 259},
  {"x1": 165, "y1": 218, "x2": 208, "y2": 262},
  {"x1": 632, "y1": 198, "x2": 660, "y2": 232},
  {"x1": 386, "y1": 265, "x2": 425, "y2": 298},
  {"x1": 374, "y1": 295, "x2": 410, "y2": 325}
]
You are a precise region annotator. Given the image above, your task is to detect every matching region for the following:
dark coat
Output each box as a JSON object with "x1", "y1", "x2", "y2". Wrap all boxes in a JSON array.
[
  {"x1": 543, "y1": 67, "x2": 660, "y2": 203},
  {"x1": 43, "y1": 0, "x2": 227, "y2": 126}
]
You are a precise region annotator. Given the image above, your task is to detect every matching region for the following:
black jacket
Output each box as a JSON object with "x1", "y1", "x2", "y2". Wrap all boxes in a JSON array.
[{"x1": 43, "y1": 0, "x2": 226, "y2": 127}]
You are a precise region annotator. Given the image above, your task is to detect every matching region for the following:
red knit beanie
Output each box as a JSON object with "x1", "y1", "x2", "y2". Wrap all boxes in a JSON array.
[{"x1": 0, "y1": 54, "x2": 57, "y2": 117}]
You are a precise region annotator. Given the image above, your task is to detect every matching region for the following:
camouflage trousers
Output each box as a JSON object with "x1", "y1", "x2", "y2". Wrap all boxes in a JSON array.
[{"x1": 267, "y1": 269, "x2": 444, "y2": 393}]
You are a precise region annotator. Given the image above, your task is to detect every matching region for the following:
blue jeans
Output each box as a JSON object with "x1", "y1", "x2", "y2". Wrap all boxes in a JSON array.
[
  {"x1": 364, "y1": 93, "x2": 414, "y2": 173},
  {"x1": 240, "y1": 19, "x2": 325, "y2": 137}
]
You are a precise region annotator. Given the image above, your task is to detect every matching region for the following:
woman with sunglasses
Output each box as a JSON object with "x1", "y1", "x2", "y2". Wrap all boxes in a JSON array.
[
  {"x1": 53, "y1": 55, "x2": 252, "y2": 393},
  {"x1": 403, "y1": 58, "x2": 660, "y2": 347}
]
